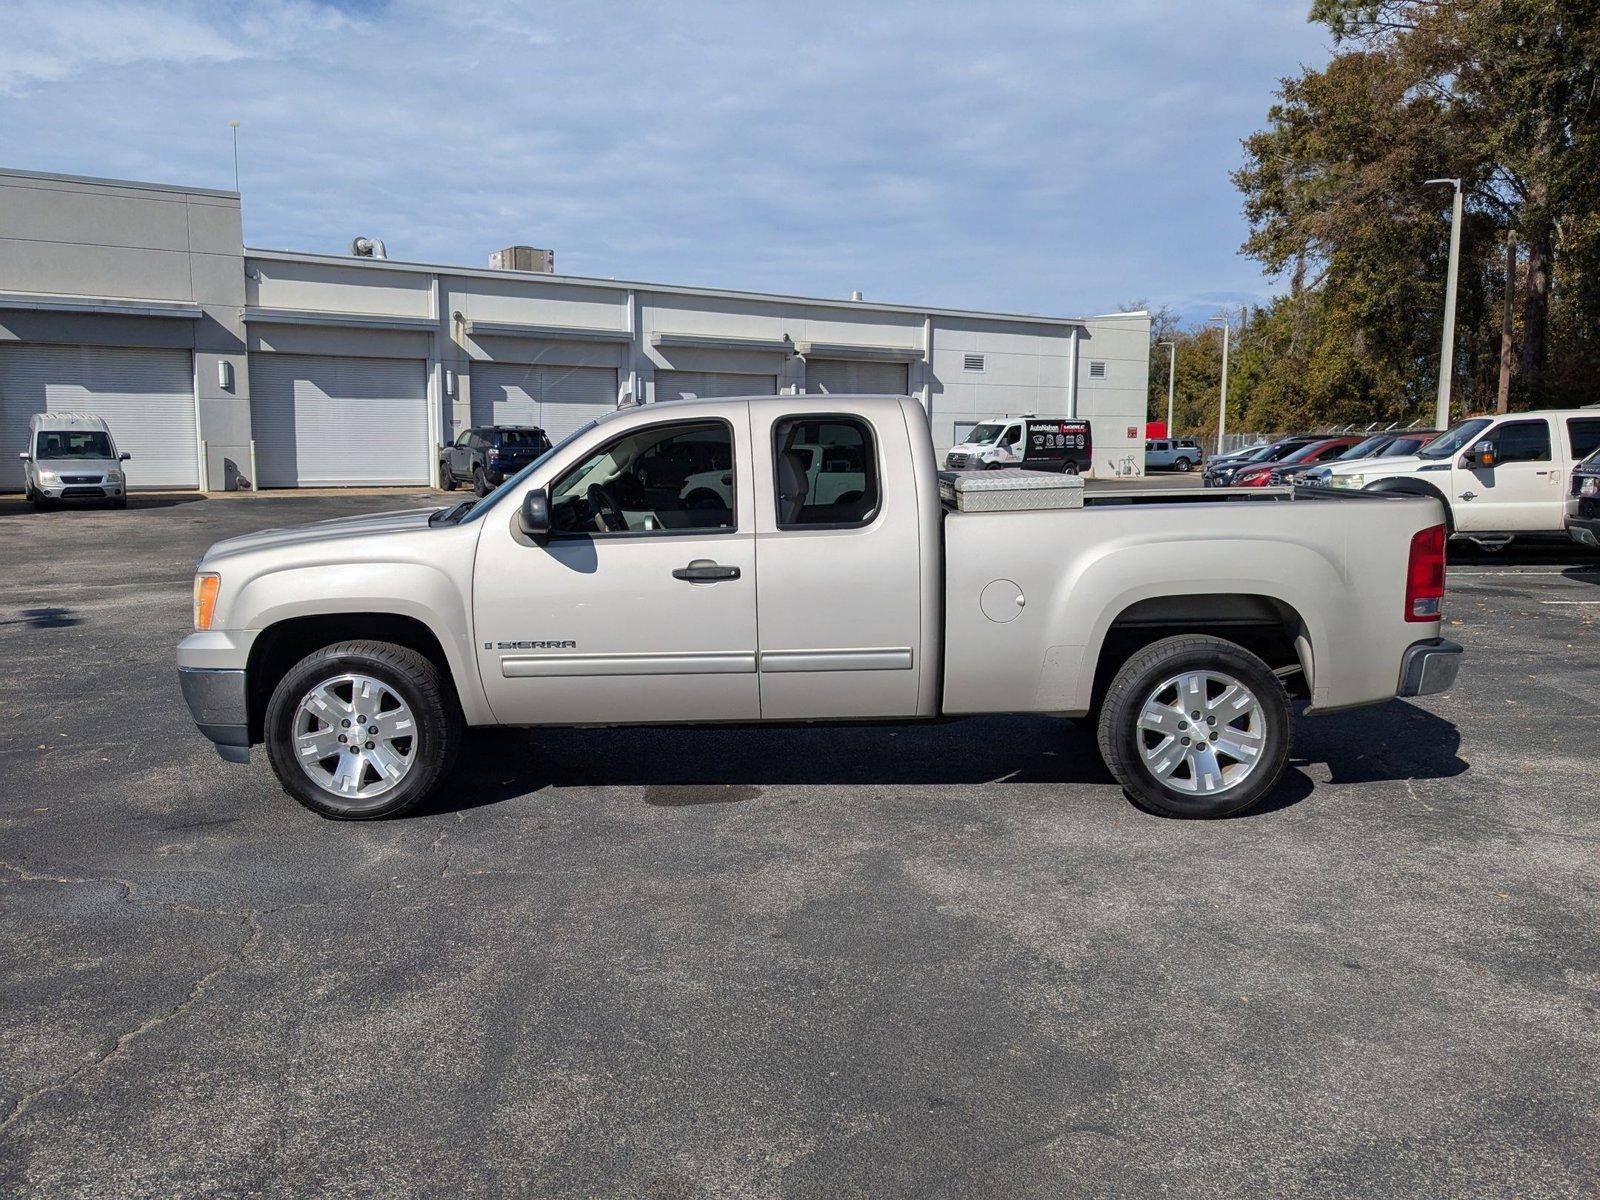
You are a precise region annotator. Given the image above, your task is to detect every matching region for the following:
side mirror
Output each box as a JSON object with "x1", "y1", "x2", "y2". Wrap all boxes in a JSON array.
[
  {"x1": 1466, "y1": 439, "x2": 1496, "y2": 468},
  {"x1": 17, "y1": 451, "x2": 29, "y2": 461},
  {"x1": 519, "y1": 487, "x2": 551, "y2": 536},
  {"x1": 120, "y1": 452, "x2": 132, "y2": 461}
]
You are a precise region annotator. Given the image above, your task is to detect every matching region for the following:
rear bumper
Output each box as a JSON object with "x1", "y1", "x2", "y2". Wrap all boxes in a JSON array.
[
  {"x1": 1398, "y1": 638, "x2": 1463, "y2": 698},
  {"x1": 178, "y1": 666, "x2": 251, "y2": 763}
]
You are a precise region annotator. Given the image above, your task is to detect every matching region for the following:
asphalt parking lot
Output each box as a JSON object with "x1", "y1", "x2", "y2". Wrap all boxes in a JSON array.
[{"x1": 2, "y1": 487, "x2": 1597, "y2": 1198}]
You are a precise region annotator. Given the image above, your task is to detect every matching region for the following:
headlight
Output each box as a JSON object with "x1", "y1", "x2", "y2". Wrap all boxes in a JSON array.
[
  {"x1": 1330, "y1": 474, "x2": 1364, "y2": 490},
  {"x1": 106, "y1": 468, "x2": 124, "y2": 482},
  {"x1": 38, "y1": 470, "x2": 59, "y2": 483},
  {"x1": 193, "y1": 573, "x2": 220, "y2": 630}
]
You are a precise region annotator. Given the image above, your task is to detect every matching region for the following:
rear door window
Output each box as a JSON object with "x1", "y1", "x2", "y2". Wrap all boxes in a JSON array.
[
  {"x1": 772, "y1": 415, "x2": 879, "y2": 528},
  {"x1": 1566, "y1": 417, "x2": 1600, "y2": 460}
]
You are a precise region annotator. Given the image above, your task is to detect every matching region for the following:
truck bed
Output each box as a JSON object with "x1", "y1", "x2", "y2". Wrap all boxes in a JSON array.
[{"x1": 937, "y1": 481, "x2": 1446, "y2": 718}]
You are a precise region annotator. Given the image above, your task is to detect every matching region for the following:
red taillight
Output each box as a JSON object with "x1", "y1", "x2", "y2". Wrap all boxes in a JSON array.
[{"x1": 1405, "y1": 524, "x2": 1446, "y2": 622}]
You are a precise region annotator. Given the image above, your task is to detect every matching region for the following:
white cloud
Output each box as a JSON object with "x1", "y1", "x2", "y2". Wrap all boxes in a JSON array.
[{"x1": 0, "y1": 0, "x2": 1330, "y2": 321}]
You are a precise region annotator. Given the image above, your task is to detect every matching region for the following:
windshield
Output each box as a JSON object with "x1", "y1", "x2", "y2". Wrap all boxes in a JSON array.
[
  {"x1": 455, "y1": 420, "x2": 599, "y2": 524},
  {"x1": 1385, "y1": 435, "x2": 1430, "y2": 456},
  {"x1": 493, "y1": 429, "x2": 546, "y2": 447},
  {"x1": 1279, "y1": 440, "x2": 1341, "y2": 465},
  {"x1": 1419, "y1": 418, "x2": 1492, "y2": 459},
  {"x1": 1260, "y1": 440, "x2": 1310, "y2": 461},
  {"x1": 966, "y1": 423, "x2": 1005, "y2": 445},
  {"x1": 1339, "y1": 435, "x2": 1390, "y2": 460},
  {"x1": 36, "y1": 430, "x2": 112, "y2": 459}
]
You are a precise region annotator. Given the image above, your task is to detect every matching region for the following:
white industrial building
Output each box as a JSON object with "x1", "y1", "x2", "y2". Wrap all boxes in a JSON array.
[{"x1": 0, "y1": 167, "x2": 1152, "y2": 490}]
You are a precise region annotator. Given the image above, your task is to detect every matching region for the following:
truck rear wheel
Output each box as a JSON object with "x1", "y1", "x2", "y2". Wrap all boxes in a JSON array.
[
  {"x1": 1095, "y1": 635, "x2": 1291, "y2": 818},
  {"x1": 264, "y1": 640, "x2": 461, "y2": 820}
]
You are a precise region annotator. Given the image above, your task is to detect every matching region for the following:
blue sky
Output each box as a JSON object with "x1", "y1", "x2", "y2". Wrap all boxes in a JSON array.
[{"x1": 1, "y1": 1, "x2": 1331, "y2": 324}]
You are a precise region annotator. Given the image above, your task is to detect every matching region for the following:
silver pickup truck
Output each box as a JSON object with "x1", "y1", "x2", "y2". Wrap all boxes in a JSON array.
[{"x1": 179, "y1": 394, "x2": 1462, "y2": 821}]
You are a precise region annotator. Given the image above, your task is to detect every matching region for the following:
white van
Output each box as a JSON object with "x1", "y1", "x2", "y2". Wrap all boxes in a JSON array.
[
  {"x1": 1319, "y1": 408, "x2": 1600, "y2": 547},
  {"x1": 945, "y1": 417, "x2": 1092, "y2": 474},
  {"x1": 19, "y1": 413, "x2": 131, "y2": 509}
]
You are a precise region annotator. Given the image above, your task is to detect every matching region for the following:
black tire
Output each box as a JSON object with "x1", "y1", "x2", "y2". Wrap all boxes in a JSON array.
[
  {"x1": 1062, "y1": 461, "x2": 1080, "y2": 476},
  {"x1": 110, "y1": 496, "x2": 127, "y2": 510},
  {"x1": 1174, "y1": 457, "x2": 1192, "y2": 473},
  {"x1": 984, "y1": 461, "x2": 1003, "y2": 470},
  {"x1": 473, "y1": 466, "x2": 490, "y2": 497},
  {"x1": 441, "y1": 461, "x2": 457, "y2": 491},
  {"x1": 1095, "y1": 634, "x2": 1291, "y2": 819},
  {"x1": 264, "y1": 640, "x2": 462, "y2": 820}
]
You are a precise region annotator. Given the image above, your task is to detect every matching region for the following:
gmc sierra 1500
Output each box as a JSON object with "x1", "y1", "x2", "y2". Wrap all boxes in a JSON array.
[{"x1": 179, "y1": 394, "x2": 1461, "y2": 820}]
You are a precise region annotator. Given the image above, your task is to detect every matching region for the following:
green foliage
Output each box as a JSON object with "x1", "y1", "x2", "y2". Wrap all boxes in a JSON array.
[{"x1": 1189, "y1": 0, "x2": 1600, "y2": 433}]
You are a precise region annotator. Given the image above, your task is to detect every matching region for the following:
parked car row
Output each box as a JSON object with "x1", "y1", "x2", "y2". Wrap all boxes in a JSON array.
[
  {"x1": 1209, "y1": 409, "x2": 1600, "y2": 550},
  {"x1": 1204, "y1": 430, "x2": 1444, "y2": 489}
]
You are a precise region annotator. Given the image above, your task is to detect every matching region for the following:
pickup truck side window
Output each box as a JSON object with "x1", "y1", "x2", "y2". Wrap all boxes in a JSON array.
[
  {"x1": 548, "y1": 419, "x2": 736, "y2": 536},
  {"x1": 1491, "y1": 420, "x2": 1551, "y2": 463},
  {"x1": 1567, "y1": 417, "x2": 1600, "y2": 460},
  {"x1": 772, "y1": 415, "x2": 880, "y2": 529}
]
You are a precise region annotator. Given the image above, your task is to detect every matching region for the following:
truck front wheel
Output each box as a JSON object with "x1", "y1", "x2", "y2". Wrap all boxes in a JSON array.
[
  {"x1": 264, "y1": 640, "x2": 461, "y2": 820},
  {"x1": 1095, "y1": 635, "x2": 1291, "y2": 818}
]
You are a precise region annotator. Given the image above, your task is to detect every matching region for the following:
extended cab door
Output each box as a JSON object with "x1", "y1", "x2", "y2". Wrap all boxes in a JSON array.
[
  {"x1": 752, "y1": 399, "x2": 928, "y2": 720},
  {"x1": 1456, "y1": 417, "x2": 1560, "y2": 532},
  {"x1": 471, "y1": 408, "x2": 759, "y2": 725}
]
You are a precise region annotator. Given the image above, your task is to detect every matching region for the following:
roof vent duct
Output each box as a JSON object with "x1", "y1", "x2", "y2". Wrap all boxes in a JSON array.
[
  {"x1": 490, "y1": 245, "x2": 555, "y2": 273},
  {"x1": 350, "y1": 236, "x2": 388, "y2": 259}
]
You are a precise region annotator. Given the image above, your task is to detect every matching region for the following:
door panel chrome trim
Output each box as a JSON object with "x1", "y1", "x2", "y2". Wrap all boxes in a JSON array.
[
  {"x1": 501, "y1": 651, "x2": 756, "y2": 678},
  {"x1": 759, "y1": 648, "x2": 913, "y2": 673}
]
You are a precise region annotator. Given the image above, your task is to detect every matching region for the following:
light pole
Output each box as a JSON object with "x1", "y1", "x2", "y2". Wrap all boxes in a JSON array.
[
  {"x1": 1425, "y1": 177, "x2": 1463, "y2": 430},
  {"x1": 1209, "y1": 318, "x2": 1231, "y2": 454},
  {"x1": 1156, "y1": 340, "x2": 1176, "y2": 436},
  {"x1": 228, "y1": 121, "x2": 241, "y2": 193}
]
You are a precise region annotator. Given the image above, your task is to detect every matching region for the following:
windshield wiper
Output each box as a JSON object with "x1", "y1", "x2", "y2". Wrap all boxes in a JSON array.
[{"x1": 429, "y1": 499, "x2": 477, "y2": 526}]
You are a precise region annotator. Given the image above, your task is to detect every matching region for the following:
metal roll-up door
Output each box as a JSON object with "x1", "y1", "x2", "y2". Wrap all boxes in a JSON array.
[
  {"x1": 0, "y1": 344, "x2": 197, "y2": 490},
  {"x1": 249, "y1": 354, "x2": 429, "y2": 487},
  {"x1": 655, "y1": 371, "x2": 777, "y2": 402},
  {"x1": 471, "y1": 363, "x2": 617, "y2": 441},
  {"x1": 805, "y1": 359, "x2": 909, "y2": 395}
]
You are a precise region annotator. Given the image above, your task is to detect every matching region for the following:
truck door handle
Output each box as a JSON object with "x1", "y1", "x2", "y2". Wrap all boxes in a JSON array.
[{"x1": 673, "y1": 560, "x2": 740, "y2": 582}]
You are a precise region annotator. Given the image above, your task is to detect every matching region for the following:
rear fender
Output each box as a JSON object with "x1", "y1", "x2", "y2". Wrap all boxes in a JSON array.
[{"x1": 1045, "y1": 537, "x2": 1337, "y2": 712}]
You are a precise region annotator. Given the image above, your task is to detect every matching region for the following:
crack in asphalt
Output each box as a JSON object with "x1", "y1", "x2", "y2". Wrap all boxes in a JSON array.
[
  {"x1": 0, "y1": 859, "x2": 137, "y2": 904},
  {"x1": 0, "y1": 868, "x2": 267, "y2": 1139},
  {"x1": 427, "y1": 812, "x2": 467, "y2": 879}
]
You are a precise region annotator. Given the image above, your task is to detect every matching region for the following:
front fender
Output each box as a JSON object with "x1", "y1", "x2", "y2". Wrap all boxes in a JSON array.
[{"x1": 232, "y1": 561, "x2": 492, "y2": 724}]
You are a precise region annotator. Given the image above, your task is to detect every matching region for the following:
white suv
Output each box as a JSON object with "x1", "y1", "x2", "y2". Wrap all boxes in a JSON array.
[{"x1": 1318, "y1": 409, "x2": 1600, "y2": 547}]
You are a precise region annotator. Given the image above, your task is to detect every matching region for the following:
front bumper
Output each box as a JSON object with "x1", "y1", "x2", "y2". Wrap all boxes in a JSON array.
[
  {"x1": 1398, "y1": 638, "x2": 1463, "y2": 698},
  {"x1": 35, "y1": 480, "x2": 123, "y2": 500},
  {"x1": 178, "y1": 666, "x2": 251, "y2": 763}
]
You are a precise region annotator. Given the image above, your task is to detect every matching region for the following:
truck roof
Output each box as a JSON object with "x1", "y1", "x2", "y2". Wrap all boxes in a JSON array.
[
  {"x1": 28, "y1": 412, "x2": 112, "y2": 431},
  {"x1": 647, "y1": 392, "x2": 910, "y2": 411}
]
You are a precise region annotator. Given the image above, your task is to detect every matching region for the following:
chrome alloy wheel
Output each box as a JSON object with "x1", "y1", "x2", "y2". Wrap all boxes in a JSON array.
[
  {"x1": 1135, "y1": 669, "x2": 1266, "y2": 795},
  {"x1": 291, "y1": 673, "x2": 417, "y2": 801}
]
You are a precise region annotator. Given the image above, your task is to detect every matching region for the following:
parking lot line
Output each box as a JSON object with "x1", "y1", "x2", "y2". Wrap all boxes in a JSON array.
[{"x1": 1539, "y1": 600, "x2": 1600, "y2": 605}]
